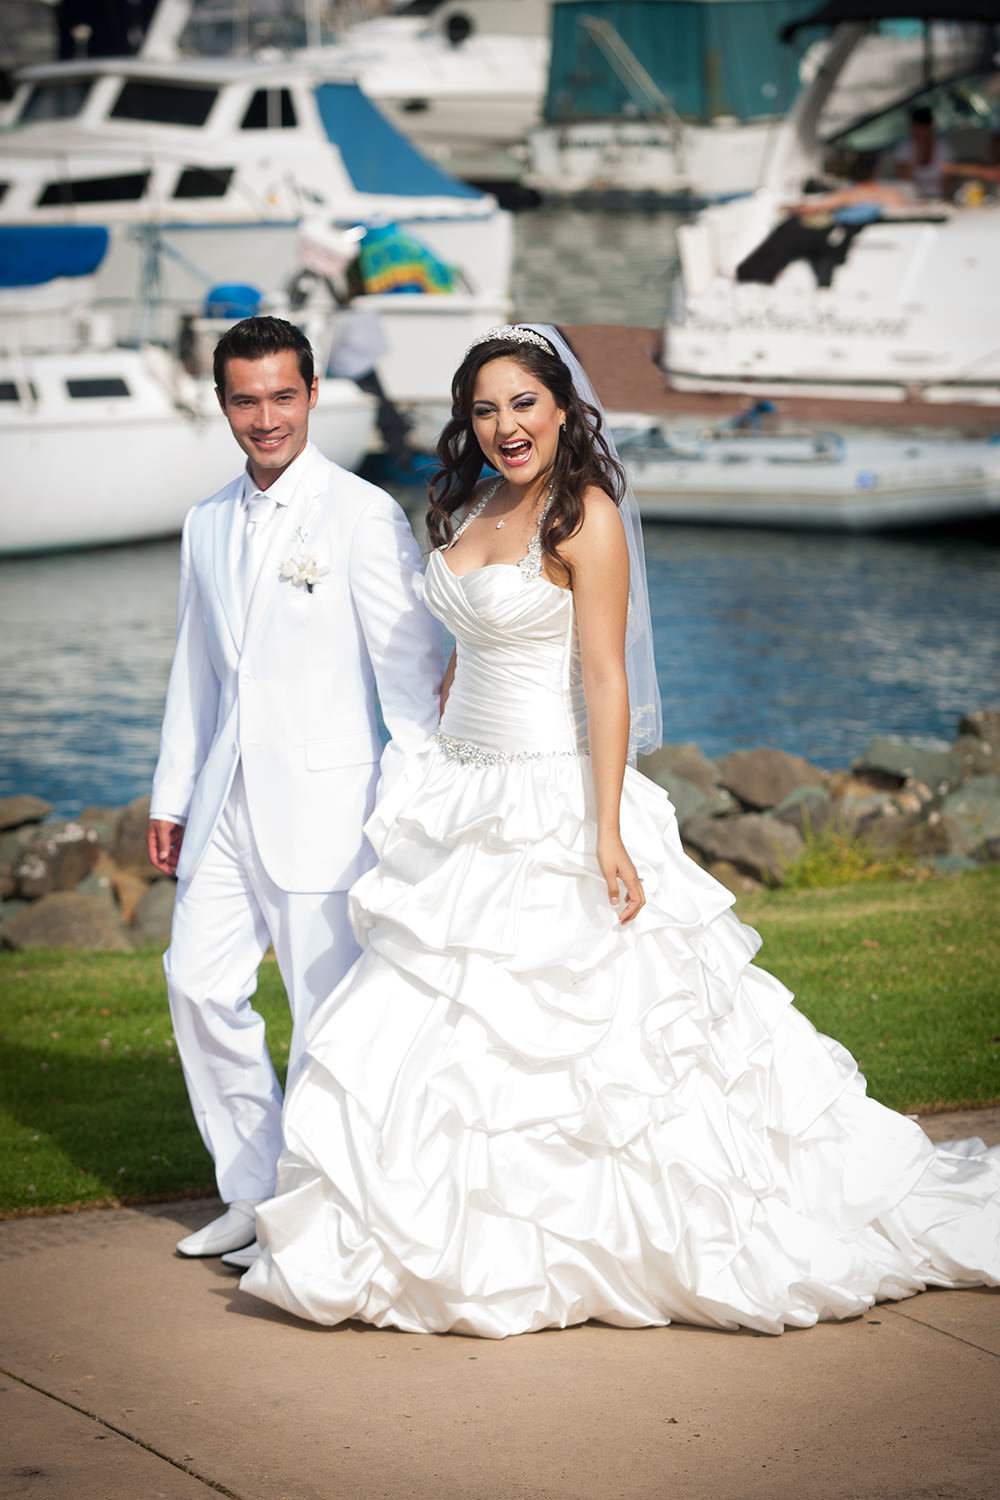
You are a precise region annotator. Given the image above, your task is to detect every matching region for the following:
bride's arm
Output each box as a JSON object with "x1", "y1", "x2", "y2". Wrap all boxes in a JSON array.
[{"x1": 565, "y1": 491, "x2": 645, "y2": 925}]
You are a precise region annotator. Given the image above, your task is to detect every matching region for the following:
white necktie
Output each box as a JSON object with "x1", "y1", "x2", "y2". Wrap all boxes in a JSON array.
[{"x1": 240, "y1": 494, "x2": 279, "y2": 619}]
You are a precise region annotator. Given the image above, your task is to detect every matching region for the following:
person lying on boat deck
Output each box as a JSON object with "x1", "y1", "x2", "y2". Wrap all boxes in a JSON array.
[{"x1": 737, "y1": 153, "x2": 901, "y2": 288}]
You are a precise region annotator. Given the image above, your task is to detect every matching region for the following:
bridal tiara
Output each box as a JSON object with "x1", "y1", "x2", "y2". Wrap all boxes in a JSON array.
[{"x1": 465, "y1": 325, "x2": 556, "y2": 357}]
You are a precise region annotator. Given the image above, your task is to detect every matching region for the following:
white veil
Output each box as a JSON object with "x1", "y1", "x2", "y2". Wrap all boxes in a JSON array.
[{"x1": 523, "y1": 323, "x2": 663, "y2": 761}]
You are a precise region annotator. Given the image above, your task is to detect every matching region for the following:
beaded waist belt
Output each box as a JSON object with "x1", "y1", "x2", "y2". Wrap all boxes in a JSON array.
[{"x1": 434, "y1": 729, "x2": 583, "y2": 768}]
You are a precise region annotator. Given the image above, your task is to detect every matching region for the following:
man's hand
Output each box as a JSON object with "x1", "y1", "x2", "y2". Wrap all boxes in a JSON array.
[{"x1": 147, "y1": 819, "x2": 184, "y2": 876}]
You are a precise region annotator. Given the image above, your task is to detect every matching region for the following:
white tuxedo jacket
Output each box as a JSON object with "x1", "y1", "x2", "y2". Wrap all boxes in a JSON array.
[{"x1": 151, "y1": 442, "x2": 443, "y2": 892}]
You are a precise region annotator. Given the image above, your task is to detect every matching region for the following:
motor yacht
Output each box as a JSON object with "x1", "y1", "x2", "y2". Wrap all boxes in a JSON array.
[{"x1": 663, "y1": 1, "x2": 1000, "y2": 405}]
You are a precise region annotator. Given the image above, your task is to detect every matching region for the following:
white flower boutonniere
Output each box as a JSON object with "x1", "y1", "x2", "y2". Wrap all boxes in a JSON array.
[{"x1": 279, "y1": 552, "x2": 329, "y2": 593}]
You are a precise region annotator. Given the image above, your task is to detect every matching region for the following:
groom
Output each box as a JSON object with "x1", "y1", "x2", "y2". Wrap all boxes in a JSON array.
[{"x1": 147, "y1": 315, "x2": 442, "y2": 1259}]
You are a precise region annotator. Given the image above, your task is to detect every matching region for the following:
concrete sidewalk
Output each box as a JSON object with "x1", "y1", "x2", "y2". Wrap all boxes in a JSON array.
[{"x1": 3, "y1": 1108, "x2": 998, "y2": 1500}]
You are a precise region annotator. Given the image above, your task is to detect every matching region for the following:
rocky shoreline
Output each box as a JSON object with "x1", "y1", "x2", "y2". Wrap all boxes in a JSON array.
[{"x1": 1, "y1": 708, "x2": 998, "y2": 951}]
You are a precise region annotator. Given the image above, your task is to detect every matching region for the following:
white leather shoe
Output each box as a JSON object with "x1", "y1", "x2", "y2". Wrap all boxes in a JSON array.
[
  {"x1": 221, "y1": 1240, "x2": 262, "y2": 1271},
  {"x1": 176, "y1": 1201, "x2": 259, "y2": 1257}
]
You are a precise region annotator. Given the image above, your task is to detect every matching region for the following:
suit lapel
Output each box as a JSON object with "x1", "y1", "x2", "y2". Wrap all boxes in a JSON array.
[{"x1": 212, "y1": 482, "x2": 245, "y2": 653}]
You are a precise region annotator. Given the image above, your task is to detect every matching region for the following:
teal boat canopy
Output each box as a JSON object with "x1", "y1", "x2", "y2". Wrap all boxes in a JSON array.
[
  {"x1": 544, "y1": 0, "x2": 819, "y2": 124},
  {"x1": 314, "y1": 83, "x2": 480, "y2": 199}
]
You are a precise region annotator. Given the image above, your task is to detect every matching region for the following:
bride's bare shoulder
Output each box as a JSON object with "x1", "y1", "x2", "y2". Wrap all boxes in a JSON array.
[{"x1": 570, "y1": 487, "x2": 628, "y2": 549}]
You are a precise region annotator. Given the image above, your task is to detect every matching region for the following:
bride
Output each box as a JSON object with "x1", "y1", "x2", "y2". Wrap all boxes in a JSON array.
[{"x1": 240, "y1": 324, "x2": 1000, "y2": 1337}]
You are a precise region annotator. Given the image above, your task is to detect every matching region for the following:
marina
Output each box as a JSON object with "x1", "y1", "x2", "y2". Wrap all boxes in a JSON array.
[{"x1": 0, "y1": 1, "x2": 998, "y2": 811}]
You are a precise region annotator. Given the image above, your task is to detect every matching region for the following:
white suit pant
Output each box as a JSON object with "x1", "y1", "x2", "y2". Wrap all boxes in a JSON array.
[{"x1": 164, "y1": 766, "x2": 362, "y2": 1204}]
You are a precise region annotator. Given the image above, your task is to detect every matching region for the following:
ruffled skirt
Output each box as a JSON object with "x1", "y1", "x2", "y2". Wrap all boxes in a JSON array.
[{"x1": 242, "y1": 740, "x2": 1000, "y2": 1336}]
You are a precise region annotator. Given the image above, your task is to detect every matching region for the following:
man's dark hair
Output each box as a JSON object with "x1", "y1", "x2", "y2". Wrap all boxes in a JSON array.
[
  {"x1": 910, "y1": 105, "x2": 934, "y2": 128},
  {"x1": 213, "y1": 315, "x2": 315, "y2": 395}
]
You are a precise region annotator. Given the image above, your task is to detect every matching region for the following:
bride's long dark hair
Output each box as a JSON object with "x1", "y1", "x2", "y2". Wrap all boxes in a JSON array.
[{"x1": 426, "y1": 331, "x2": 626, "y2": 579}]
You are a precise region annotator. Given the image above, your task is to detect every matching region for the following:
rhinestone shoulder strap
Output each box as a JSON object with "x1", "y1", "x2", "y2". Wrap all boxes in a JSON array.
[
  {"x1": 517, "y1": 489, "x2": 553, "y2": 581},
  {"x1": 444, "y1": 479, "x2": 553, "y2": 580},
  {"x1": 445, "y1": 479, "x2": 503, "y2": 548}
]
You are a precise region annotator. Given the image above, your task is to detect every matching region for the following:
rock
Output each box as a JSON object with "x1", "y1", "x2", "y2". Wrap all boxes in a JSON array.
[
  {"x1": 853, "y1": 807, "x2": 950, "y2": 859},
  {"x1": 0, "y1": 862, "x2": 14, "y2": 901},
  {"x1": 928, "y1": 853, "x2": 981, "y2": 873},
  {"x1": 111, "y1": 794, "x2": 154, "y2": 876},
  {"x1": 79, "y1": 804, "x2": 125, "y2": 849},
  {"x1": 856, "y1": 736, "x2": 962, "y2": 793},
  {"x1": 958, "y1": 709, "x2": 1000, "y2": 744},
  {"x1": 949, "y1": 734, "x2": 1000, "y2": 779},
  {"x1": 0, "y1": 794, "x2": 52, "y2": 831},
  {"x1": 893, "y1": 782, "x2": 935, "y2": 815},
  {"x1": 772, "y1": 784, "x2": 834, "y2": 836},
  {"x1": 830, "y1": 789, "x2": 894, "y2": 834},
  {"x1": 75, "y1": 870, "x2": 117, "y2": 905},
  {"x1": 654, "y1": 771, "x2": 709, "y2": 826},
  {"x1": 706, "y1": 860, "x2": 764, "y2": 897},
  {"x1": 828, "y1": 769, "x2": 882, "y2": 801},
  {"x1": 0, "y1": 899, "x2": 29, "y2": 935},
  {"x1": 640, "y1": 742, "x2": 720, "y2": 799},
  {"x1": 2, "y1": 891, "x2": 132, "y2": 951},
  {"x1": 112, "y1": 867, "x2": 150, "y2": 924},
  {"x1": 716, "y1": 747, "x2": 826, "y2": 812},
  {"x1": 0, "y1": 825, "x2": 45, "y2": 864},
  {"x1": 940, "y1": 776, "x2": 1000, "y2": 851},
  {"x1": 132, "y1": 879, "x2": 177, "y2": 943},
  {"x1": 13, "y1": 822, "x2": 100, "y2": 899},
  {"x1": 681, "y1": 811, "x2": 803, "y2": 886},
  {"x1": 975, "y1": 836, "x2": 1000, "y2": 863}
]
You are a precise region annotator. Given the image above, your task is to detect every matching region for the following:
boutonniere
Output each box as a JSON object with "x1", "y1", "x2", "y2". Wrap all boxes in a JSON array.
[
  {"x1": 279, "y1": 552, "x2": 329, "y2": 593},
  {"x1": 279, "y1": 524, "x2": 328, "y2": 593}
]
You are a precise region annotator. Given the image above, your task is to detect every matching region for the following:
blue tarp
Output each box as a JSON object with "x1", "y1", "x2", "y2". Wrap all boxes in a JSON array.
[
  {"x1": 545, "y1": 0, "x2": 818, "y2": 124},
  {"x1": 314, "y1": 82, "x2": 480, "y2": 199},
  {"x1": 0, "y1": 225, "x2": 110, "y2": 287}
]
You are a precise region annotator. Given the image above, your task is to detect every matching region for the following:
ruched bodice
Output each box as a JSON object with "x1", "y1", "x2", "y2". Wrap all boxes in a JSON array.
[{"x1": 425, "y1": 548, "x2": 588, "y2": 756}]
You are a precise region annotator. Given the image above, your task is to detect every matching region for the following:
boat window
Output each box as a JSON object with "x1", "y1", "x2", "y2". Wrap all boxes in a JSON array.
[
  {"x1": 240, "y1": 89, "x2": 297, "y2": 130},
  {"x1": 173, "y1": 166, "x2": 234, "y2": 198},
  {"x1": 17, "y1": 79, "x2": 94, "y2": 123},
  {"x1": 66, "y1": 378, "x2": 131, "y2": 398},
  {"x1": 0, "y1": 184, "x2": 8, "y2": 203},
  {"x1": 826, "y1": 68, "x2": 1000, "y2": 154},
  {"x1": 37, "y1": 173, "x2": 151, "y2": 206},
  {"x1": 110, "y1": 80, "x2": 217, "y2": 127},
  {"x1": 0, "y1": 382, "x2": 20, "y2": 401}
]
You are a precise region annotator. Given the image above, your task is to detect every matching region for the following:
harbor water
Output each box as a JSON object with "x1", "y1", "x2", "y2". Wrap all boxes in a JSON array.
[{"x1": 1, "y1": 208, "x2": 999, "y2": 816}]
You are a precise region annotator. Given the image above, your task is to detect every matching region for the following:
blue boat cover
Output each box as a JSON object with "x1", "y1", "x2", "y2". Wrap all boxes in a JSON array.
[
  {"x1": 0, "y1": 225, "x2": 110, "y2": 287},
  {"x1": 314, "y1": 82, "x2": 480, "y2": 199},
  {"x1": 545, "y1": 0, "x2": 818, "y2": 124}
]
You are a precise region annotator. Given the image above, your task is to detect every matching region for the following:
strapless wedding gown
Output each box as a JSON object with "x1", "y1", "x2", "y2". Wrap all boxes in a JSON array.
[{"x1": 242, "y1": 541, "x2": 1000, "y2": 1337}]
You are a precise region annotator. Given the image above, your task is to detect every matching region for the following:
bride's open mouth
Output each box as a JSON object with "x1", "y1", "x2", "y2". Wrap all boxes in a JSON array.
[{"x1": 498, "y1": 439, "x2": 532, "y2": 467}]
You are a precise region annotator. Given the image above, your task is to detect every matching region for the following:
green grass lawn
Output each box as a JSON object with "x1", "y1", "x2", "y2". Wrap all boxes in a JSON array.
[
  {"x1": 736, "y1": 865, "x2": 1000, "y2": 1117},
  {"x1": 0, "y1": 950, "x2": 290, "y2": 1214},
  {"x1": 1, "y1": 866, "x2": 998, "y2": 1215}
]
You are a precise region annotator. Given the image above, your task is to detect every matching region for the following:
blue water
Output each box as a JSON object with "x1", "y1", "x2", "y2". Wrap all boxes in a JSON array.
[{"x1": 1, "y1": 521, "x2": 997, "y2": 818}]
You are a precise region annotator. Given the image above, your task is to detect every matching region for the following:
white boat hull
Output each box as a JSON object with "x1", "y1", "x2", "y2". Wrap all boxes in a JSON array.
[
  {"x1": 525, "y1": 118, "x2": 782, "y2": 200},
  {"x1": 1, "y1": 349, "x2": 375, "y2": 555},
  {"x1": 613, "y1": 422, "x2": 1000, "y2": 531}
]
